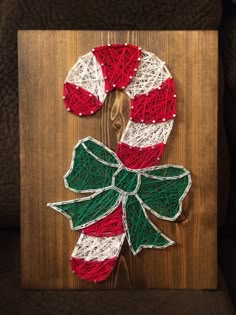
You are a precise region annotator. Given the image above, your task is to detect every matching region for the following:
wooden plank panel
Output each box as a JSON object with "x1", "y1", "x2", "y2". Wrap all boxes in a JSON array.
[{"x1": 19, "y1": 31, "x2": 217, "y2": 289}]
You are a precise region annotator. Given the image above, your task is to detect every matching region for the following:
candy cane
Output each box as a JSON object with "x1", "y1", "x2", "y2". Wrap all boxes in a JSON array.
[{"x1": 48, "y1": 44, "x2": 191, "y2": 283}]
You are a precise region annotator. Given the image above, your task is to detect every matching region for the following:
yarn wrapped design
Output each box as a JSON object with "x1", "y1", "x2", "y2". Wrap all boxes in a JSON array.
[
  {"x1": 48, "y1": 43, "x2": 192, "y2": 283},
  {"x1": 48, "y1": 137, "x2": 191, "y2": 254}
]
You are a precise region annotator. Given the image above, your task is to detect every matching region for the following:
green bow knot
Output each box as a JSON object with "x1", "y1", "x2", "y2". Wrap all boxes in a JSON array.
[
  {"x1": 48, "y1": 137, "x2": 192, "y2": 254},
  {"x1": 113, "y1": 168, "x2": 139, "y2": 194}
]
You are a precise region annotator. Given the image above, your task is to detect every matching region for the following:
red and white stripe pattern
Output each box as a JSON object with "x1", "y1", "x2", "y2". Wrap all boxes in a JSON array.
[{"x1": 64, "y1": 44, "x2": 177, "y2": 282}]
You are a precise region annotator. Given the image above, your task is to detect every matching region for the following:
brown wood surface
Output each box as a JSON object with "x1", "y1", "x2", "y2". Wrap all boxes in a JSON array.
[{"x1": 19, "y1": 31, "x2": 218, "y2": 289}]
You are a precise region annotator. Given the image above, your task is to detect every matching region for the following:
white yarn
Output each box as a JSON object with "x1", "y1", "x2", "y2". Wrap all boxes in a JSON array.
[
  {"x1": 124, "y1": 50, "x2": 171, "y2": 98},
  {"x1": 71, "y1": 233, "x2": 126, "y2": 261},
  {"x1": 65, "y1": 52, "x2": 106, "y2": 103},
  {"x1": 120, "y1": 120, "x2": 174, "y2": 147}
]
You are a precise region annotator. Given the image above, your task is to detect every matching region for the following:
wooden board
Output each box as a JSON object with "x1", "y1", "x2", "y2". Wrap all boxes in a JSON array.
[{"x1": 19, "y1": 31, "x2": 218, "y2": 289}]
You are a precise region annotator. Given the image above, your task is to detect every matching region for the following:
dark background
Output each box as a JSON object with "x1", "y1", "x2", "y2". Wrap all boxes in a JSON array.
[{"x1": 1, "y1": 0, "x2": 236, "y2": 314}]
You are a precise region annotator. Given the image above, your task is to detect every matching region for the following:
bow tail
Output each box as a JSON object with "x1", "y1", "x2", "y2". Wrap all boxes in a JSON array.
[{"x1": 123, "y1": 195, "x2": 174, "y2": 255}]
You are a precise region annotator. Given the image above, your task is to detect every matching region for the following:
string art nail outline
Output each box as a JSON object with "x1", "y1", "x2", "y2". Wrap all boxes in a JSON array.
[{"x1": 48, "y1": 43, "x2": 192, "y2": 283}]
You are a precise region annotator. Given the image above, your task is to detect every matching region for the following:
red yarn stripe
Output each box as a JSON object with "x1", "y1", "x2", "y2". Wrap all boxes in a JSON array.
[
  {"x1": 130, "y1": 78, "x2": 176, "y2": 123},
  {"x1": 63, "y1": 82, "x2": 102, "y2": 116},
  {"x1": 83, "y1": 204, "x2": 124, "y2": 237},
  {"x1": 70, "y1": 257, "x2": 117, "y2": 282},
  {"x1": 92, "y1": 44, "x2": 141, "y2": 93},
  {"x1": 116, "y1": 142, "x2": 166, "y2": 169}
]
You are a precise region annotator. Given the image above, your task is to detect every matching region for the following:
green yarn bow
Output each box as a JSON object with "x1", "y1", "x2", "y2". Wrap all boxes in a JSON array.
[{"x1": 48, "y1": 137, "x2": 191, "y2": 254}]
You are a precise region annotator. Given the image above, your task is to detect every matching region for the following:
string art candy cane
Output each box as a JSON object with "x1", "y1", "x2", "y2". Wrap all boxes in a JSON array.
[{"x1": 48, "y1": 44, "x2": 192, "y2": 283}]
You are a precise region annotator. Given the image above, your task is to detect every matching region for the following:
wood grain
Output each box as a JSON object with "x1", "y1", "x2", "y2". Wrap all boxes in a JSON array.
[{"x1": 19, "y1": 31, "x2": 218, "y2": 289}]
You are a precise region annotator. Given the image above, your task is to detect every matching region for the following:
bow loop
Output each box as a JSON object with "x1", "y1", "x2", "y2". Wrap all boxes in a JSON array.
[
  {"x1": 64, "y1": 137, "x2": 119, "y2": 193},
  {"x1": 138, "y1": 165, "x2": 191, "y2": 221}
]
